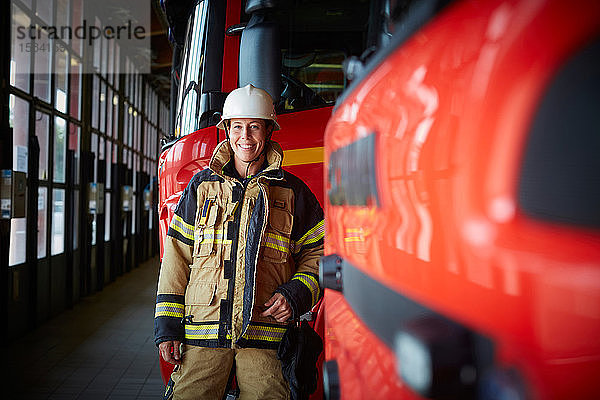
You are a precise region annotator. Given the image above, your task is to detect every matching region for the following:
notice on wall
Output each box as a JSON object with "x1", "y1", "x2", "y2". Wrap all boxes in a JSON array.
[
  {"x1": 122, "y1": 185, "x2": 133, "y2": 212},
  {"x1": 1, "y1": 170, "x2": 12, "y2": 219},
  {"x1": 88, "y1": 182, "x2": 97, "y2": 214},
  {"x1": 16, "y1": 146, "x2": 27, "y2": 173}
]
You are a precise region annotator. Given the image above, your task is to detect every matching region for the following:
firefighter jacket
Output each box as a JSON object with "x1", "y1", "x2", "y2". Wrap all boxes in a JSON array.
[{"x1": 154, "y1": 140, "x2": 324, "y2": 350}]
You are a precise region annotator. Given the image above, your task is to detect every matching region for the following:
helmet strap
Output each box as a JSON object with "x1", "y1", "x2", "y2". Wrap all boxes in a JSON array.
[{"x1": 224, "y1": 120, "x2": 230, "y2": 140}]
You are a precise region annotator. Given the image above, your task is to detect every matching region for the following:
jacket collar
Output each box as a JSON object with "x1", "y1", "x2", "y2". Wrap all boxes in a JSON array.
[{"x1": 209, "y1": 139, "x2": 285, "y2": 181}]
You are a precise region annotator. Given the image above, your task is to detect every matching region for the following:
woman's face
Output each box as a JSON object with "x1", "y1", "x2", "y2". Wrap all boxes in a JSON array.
[{"x1": 229, "y1": 118, "x2": 268, "y2": 163}]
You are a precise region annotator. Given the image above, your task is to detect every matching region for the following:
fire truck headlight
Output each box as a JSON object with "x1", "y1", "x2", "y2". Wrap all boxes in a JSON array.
[{"x1": 395, "y1": 331, "x2": 433, "y2": 394}]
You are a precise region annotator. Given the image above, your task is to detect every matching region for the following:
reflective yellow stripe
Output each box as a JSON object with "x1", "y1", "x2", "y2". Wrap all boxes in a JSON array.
[
  {"x1": 185, "y1": 324, "x2": 222, "y2": 340},
  {"x1": 265, "y1": 232, "x2": 290, "y2": 253},
  {"x1": 155, "y1": 302, "x2": 185, "y2": 318},
  {"x1": 293, "y1": 220, "x2": 324, "y2": 252},
  {"x1": 265, "y1": 241, "x2": 288, "y2": 253},
  {"x1": 171, "y1": 215, "x2": 195, "y2": 241},
  {"x1": 242, "y1": 323, "x2": 287, "y2": 342},
  {"x1": 282, "y1": 147, "x2": 324, "y2": 167},
  {"x1": 267, "y1": 232, "x2": 289, "y2": 244},
  {"x1": 292, "y1": 273, "x2": 320, "y2": 306}
]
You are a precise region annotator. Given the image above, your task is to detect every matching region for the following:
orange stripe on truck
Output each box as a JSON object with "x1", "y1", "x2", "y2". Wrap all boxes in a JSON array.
[{"x1": 282, "y1": 147, "x2": 324, "y2": 167}]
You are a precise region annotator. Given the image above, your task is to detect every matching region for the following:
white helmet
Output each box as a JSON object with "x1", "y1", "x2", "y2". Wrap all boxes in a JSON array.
[{"x1": 216, "y1": 84, "x2": 281, "y2": 131}]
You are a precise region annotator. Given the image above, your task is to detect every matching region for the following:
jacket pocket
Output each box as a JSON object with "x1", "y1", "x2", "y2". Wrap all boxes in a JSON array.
[
  {"x1": 185, "y1": 281, "x2": 216, "y2": 306},
  {"x1": 262, "y1": 206, "x2": 293, "y2": 263},
  {"x1": 193, "y1": 198, "x2": 220, "y2": 258}
]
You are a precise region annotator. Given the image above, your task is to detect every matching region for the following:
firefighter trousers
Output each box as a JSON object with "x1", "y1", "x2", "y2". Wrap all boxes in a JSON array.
[{"x1": 167, "y1": 346, "x2": 290, "y2": 400}]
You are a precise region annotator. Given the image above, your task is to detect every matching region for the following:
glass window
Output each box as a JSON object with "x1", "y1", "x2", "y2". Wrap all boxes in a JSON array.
[
  {"x1": 70, "y1": 57, "x2": 82, "y2": 119},
  {"x1": 91, "y1": 132, "x2": 98, "y2": 182},
  {"x1": 131, "y1": 194, "x2": 136, "y2": 234},
  {"x1": 55, "y1": 51, "x2": 68, "y2": 113},
  {"x1": 36, "y1": 111, "x2": 50, "y2": 180},
  {"x1": 10, "y1": 4, "x2": 31, "y2": 92},
  {"x1": 100, "y1": 81, "x2": 107, "y2": 132},
  {"x1": 108, "y1": 38, "x2": 114, "y2": 78},
  {"x1": 92, "y1": 75, "x2": 99, "y2": 129},
  {"x1": 9, "y1": 95, "x2": 29, "y2": 174},
  {"x1": 54, "y1": 116, "x2": 67, "y2": 183},
  {"x1": 106, "y1": 87, "x2": 113, "y2": 137},
  {"x1": 56, "y1": 0, "x2": 70, "y2": 44},
  {"x1": 106, "y1": 142, "x2": 112, "y2": 189},
  {"x1": 92, "y1": 214, "x2": 97, "y2": 245},
  {"x1": 175, "y1": 1, "x2": 207, "y2": 138},
  {"x1": 112, "y1": 94, "x2": 119, "y2": 138},
  {"x1": 113, "y1": 143, "x2": 118, "y2": 164},
  {"x1": 35, "y1": 0, "x2": 53, "y2": 25},
  {"x1": 73, "y1": 190, "x2": 79, "y2": 249},
  {"x1": 144, "y1": 123, "x2": 149, "y2": 156},
  {"x1": 134, "y1": 115, "x2": 140, "y2": 151},
  {"x1": 51, "y1": 189, "x2": 65, "y2": 255},
  {"x1": 105, "y1": 192, "x2": 111, "y2": 241},
  {"x1": 33, "y1": 30, "x2": 52, "y2": 103},
  {"x1": 9, "y1": 218, "x2": 26, "y2": 266},
  {"x1": 127, "y1": 106, "x2": 134, "y2": 145},
  {"x1": 148, "y1": 195, "x2": 153, "y2": 229},
  {"x1": 38, "y1": 187, "x2": 48, "y2": 258},
  {"x1": 101, "y1": 33, "x2": 108, "y2": 76},
  {"x1": 114, "y1": 43, "x2": 120, "y2": 76},
  {"x1": 69, "y1": 124, "x2": 80, "y2": 184},
  {"x1": 123, "y1": 104, "x2": 129, "y2": 144},
  {"x1": 71, "y1": 0, "x2": 83, "y2": 56},
  {"x1": 93, "y1": 17, "x2": 101, "y2": 71},
  {"x1": 99, "y1": 136, "x2": 105, "y2": 161}
]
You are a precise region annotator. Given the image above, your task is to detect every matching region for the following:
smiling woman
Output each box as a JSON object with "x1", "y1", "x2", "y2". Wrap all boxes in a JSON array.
[{"x1": 228, "y1": 118, "x2": 268, "y2": 176}]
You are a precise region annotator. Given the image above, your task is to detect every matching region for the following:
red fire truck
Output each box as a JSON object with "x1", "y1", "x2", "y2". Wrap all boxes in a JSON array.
[
  {"x1": 321, "y1": 0, "x2": 600, "y2": 399},
  {"x1": 156, "y1": 0, "x2": 375, "y2": 397}
]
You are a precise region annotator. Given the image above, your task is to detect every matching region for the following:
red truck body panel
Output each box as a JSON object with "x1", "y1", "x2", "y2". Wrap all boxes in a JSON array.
[{"x1": 323, "y1": 0, "x2": 600, "y2": 398}]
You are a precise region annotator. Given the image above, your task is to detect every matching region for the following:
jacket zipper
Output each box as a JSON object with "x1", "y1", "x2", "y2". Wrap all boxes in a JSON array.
[{"x1": 225, "y1": 180, "x2": 247, "y2": 343}]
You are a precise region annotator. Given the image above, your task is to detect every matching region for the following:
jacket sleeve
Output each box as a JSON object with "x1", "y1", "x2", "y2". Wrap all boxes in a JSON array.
[
  {"x1": 275, "y1": 183, "x2": 324, "y2": 318},
  {"x1": 154, "y1": 181, "x2": 197, "y2": 346}
]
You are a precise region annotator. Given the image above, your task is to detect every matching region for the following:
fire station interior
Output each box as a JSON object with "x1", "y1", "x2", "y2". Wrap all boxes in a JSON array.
[
  {"x1": 3, "y1": 0, "x2": 598, "y2": 398},
  {"x1": 1, "y1": 0, "x2": 172, "y2": 397}
]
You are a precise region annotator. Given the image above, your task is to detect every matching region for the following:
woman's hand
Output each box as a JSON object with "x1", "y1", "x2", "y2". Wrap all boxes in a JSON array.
[
  {"x1": 159, "y1": 340, "x2": 183, "y2": 365},
  {"x1": 260, "y1": 293, "x2": 292, "y2": 322}
]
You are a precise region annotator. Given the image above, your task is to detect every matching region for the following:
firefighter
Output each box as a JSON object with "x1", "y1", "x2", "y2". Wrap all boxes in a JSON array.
[{"x1": 155, "y1": 84, "x2": 324, "y2": 399}]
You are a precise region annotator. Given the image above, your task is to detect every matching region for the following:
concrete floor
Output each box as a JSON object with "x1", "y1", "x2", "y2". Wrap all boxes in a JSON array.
[{"x1": 8, "y1": 257, "x2": 165, "y2": 399}]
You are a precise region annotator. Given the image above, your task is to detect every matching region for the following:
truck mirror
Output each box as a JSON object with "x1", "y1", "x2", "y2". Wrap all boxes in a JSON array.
[
  {"x1": 239, "y1": 12, "x2": 281, "y2": 103},
  {"x1": 245, "y1": 0, "x2": 277, "y2": 14},
  {"x1": 198, "y1": 91, "x2": 228, "y2": 128}
]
